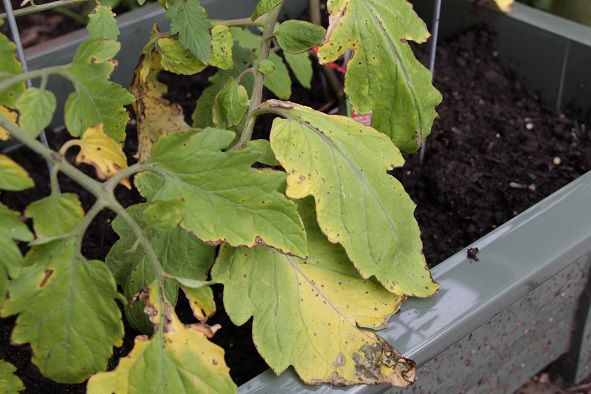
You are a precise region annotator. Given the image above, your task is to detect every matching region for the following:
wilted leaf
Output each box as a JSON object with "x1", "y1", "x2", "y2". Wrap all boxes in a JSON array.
[
  {"x1": 284, "y1": 51, "x2": 313, "y2": 88},
  {"x1": 106, "y1": 204, "x2": 215, "y2": 332},
  {"x1": 267, "y1": 101, "x2": 438, "y2": 297},
  {"x1": 210, "y1": 25, "x2": 233, "y2": 70},
  {"x1": 214, "y1": 199, "x2": 413, "y2": 387},
  {"x1": 317, "y1": 0, "x2": 442, "y2": 153},
  {"x1": 15, "y1": 88, "x2": 56, "y2": 138},
  {"x1": 276, "y1": 20, "x2": 325, "y2": 53},
  {"x1": 158, "y1": 37, "x2": 207, "y2": 75},
  {"x1": 166, "y1": 0, "x2": 211, "y2": 62},
  {"x1": 87, "y1": 284, "x2": 236, "y2": 394},
  {"x1": 213, "y1": 79, "x2": 249, "y2": 129},
  {"x1": 87, "y1": 5, "x2": 120, "y2": 40},
  {"x1": 0, "y1": 105, "x2": 18, "y2": 141},
  {"x1": 251, "y1": 0, "x2": 281, "y2": 20},
  {"x1": 0, "y1": 360, "x2": 24, "y2": 393},
  {"x1": 0, "y1": 154, "x2": 34, "y2": 191},
  {"x1": 136, "y1": 128, "x2": 307, "y2": 257},
  {"x1": 0, "y1": 33, "x2": 24, "y2": 108},
  {"x1": 25, "y1": 194, "x2": 84, "y2": 239},
  {"x1": 1, "y1": 240, "x2": 124, "y2": 383}
]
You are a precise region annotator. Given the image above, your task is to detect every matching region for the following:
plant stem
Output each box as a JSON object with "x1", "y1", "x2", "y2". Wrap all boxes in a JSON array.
[
  {"x1": 231, "y1": 4, "x2": 283, "y2": 151},
  {"x1": 211, "y1": 17, "x2": 264, "y2": 27},
  {"x1": 0, "y1": 66, "x2": 69, "y2": 94},
  {"x1": 0, "y1": 0, "x2": 87, "y2": 19},
  {"x1": 309, "y1": 0, "x2": 321, "y2": 25}
]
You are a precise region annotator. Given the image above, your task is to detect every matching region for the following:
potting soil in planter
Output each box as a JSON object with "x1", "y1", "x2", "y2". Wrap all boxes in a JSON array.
[{"x1": 0, "y1": 26, "x2": 590, "y2": 391}]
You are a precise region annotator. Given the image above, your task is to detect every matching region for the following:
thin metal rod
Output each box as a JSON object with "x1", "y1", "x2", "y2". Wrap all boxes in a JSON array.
[
  {"x1": 2, "y1": 0, "x2": 55, "y2": 176},
  {"x1": 419, "y1": 0, "x2": 443, "y2": 166},
  {"x1": 0, "y1": 0, "x2": 86, "y2": 20}
]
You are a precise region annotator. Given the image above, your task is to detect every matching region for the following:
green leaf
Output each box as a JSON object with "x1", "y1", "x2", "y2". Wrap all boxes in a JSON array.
[
  {"x1": 251, "y1": 0, "x2": 281, "y2": 20},
  {"x1": 267, "y1": 101, "x2": 438, "y2": 297},
  {"x1": 257, "y1": 59, "x2": 275, "y2": 75},
  {"x1": 210, "y1": 25, "x2": 233, "y2": 70},
  {"x1": 213, "y1": 79, "x2": 249, "y2": 129},
  {"x1": 136, "y1": 128, "x2": 307, "y2": 257},
  {"x1": 317, "y1": 0, "x2": 442, "y2": 153},
  {"x1": 1, "y1": 240, "x2": 124, "y2": 383},
  {"x1": 87, "y1": 284, "x2": 237, "y2": 394},
  {"x1": 276, "y1": 20, "x2": 325, "y2": 53},
  {"x1": 87, "y1": 5, "x2": 120, "y2": 40},
  {"x1": 65, "y1": 39, "x2": 135, "y2": 142},
  {"x1": 0, "y1": 155, "x2": 34, "y2": 191},
  {"x1": 25, "y1": 194, "x2": 84, "y2": 240},
  {"x1": 142, "y1": 199, "x2": 185, "y2": 232},
  {"x1": 0, "y1": 360, "x2": 24, "y2": 393},
  {"x1": 213, "y1": 198, "x2": 414, "y2": 387},
  {"x1": 106, "y1": 204, "x2": 215, "y2": 332},
  {"x1": 265, "y1": 52, "x2": 291, "y2": 100},
  {"x1": 157, "y1": 37, "x2": 207, "y2": 75},
  {"x1": 284, "y1": 51, "x2": 313, "y2": 88},
  {"x1": 245, "y1": 139, "x2": 280, "y2": 166},
  {"x1": 0, "y1": 33, "x2": 24, "y2": 107},
  {"x1": 166, "y1": 0, "x2": 211, "y2": 62},
  {"x1": 14, "y1": 88, "x2": 56, "y2": 138}
]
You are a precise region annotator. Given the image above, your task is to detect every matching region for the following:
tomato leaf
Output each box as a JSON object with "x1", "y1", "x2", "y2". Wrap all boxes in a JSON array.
[
  {"x1": 0, "y1": 360, "x2": 24, "y2": 393},
  {"x1": 212, "y1": 79, "x2": 250, "y2": 129},
  {"x1": 166, "y1": 0, "x2": 211, "y2": 62},
  {"x1": 25, "y1": 194, "x2": 84, "y2": 240},
  {"x1": 251, "y1": 0, "x2": 281, "y2": 20},
  {"x1": 157, "y1": 37, "x2": 206, "y2": 75},
  {"x1": 276, "y1": 21, "x2": 325, "y2": 53},
  {"x1": 87, "y1": 5, "x2": 120, "y2": 41},
  {"x1": 284, "y1": 51, "x2": 313, "y2": 88},
  {"x1": 0, "y1": 33, "x2": 24, "y2": 107},
  {"x1": 210, "y1": 25, "x2": 233, "y2": 70},
  {"x1": 0, "y1": 106, "x2": 18, "y2": 141},
  {"x1": 14, "y1": 88, "x2": 56, "y2": 138},
  {"x1": 0, "y1": 155, "x2": 34, "y2": 191}
]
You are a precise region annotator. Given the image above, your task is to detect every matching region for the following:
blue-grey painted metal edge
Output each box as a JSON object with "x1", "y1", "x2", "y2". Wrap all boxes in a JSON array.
[{"x1": 239, "y1": 170, "x2": 591, "y2": 393}]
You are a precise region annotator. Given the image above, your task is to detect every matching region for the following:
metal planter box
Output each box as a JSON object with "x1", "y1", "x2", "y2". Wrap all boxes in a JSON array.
[{"x1": 12, "y1": 1, "x2": 591, "y2": 392}]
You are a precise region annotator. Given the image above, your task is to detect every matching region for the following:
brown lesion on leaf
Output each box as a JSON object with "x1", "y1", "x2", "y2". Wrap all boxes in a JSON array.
[
  {"x1": 352, "y1": 339, "x2": 416, "y2": 387},
  {"x1": 39, "y1": 269, "x2": 53, "y2": 288}
]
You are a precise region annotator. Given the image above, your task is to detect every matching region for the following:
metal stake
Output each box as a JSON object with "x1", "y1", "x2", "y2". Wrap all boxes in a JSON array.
[
  {"x1": 2, "y1": 0, "x2": 54, "y2": 173},
  {"x1": 419, "y1": 0, "x2": 443, "y2": 166}
]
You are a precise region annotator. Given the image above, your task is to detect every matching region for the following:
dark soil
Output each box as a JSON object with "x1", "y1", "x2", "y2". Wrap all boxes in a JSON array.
[{"x1": 0, "y1": 25, "x2": 590, "y2": 392}]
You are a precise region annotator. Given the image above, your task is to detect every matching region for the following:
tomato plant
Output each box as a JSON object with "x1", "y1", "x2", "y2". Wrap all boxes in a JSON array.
[{"x1": 0, "y1": 0, "x2": 442, "y2": 391}]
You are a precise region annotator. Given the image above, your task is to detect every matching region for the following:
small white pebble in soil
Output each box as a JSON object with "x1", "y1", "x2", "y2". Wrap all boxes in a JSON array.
[
  {"x1": 496, "y1": 133, "x2": 501, "y2": 138},
  {"x1": 553, "y1": 156, "x2": 562, "y2": 165},
  {"x1": 528, "y1": 184, "x2": 536, "y2": 192},
  {"x1": 406, "y1": 170, "x2": 412, "y2": 175},
  {"x1": 526, "y1": 122, "x2": 534, "y2": 130}
]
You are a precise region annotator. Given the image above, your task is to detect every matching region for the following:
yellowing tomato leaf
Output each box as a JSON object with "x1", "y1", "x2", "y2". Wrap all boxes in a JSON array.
[
  {"x1": 1, "y1": 240, "x2": 124, "y2": 383},
  {"x1": 157, "y1": 37, "x2": 207, "y2": 75},
  {"x1": 14, "y1": 88, "x2": 56, "y2": 138},
  {"x1": 317, "y1": 0, "x2": 442, "y2": 153},
  {"x1": 210, "y1": 25, "x2": 233, "y2": 70},
  {"x1": 0, "y1": 360, "x2": 24, "y2": 394},
  {"x1": 0, "y1": 154, "x2": 34, "y2": 191},
  {"x1": 87, "y1": 284, "x2": 236, "y2": 394},
  {"x1": 136, "y1": 128, "x2": 307, "y2": 257},
  {"x1": 213, "y1": 198, "x2": 414, "y2": 387},
  {"x1": 0, "y1": 105, "x2": 18, "y2": 141},
  {"x1": 0, "y1": 33, "x2": 24, "y2": 108},
  {"x1": 87, "y1": 5, "x2": 120, "y2": 40},
  {"x1": 267, "y1": 101, "x2": 438, "y2": 297},
  {"x1": 251, "y1": 0, "x2": 281, "y2": 20}
]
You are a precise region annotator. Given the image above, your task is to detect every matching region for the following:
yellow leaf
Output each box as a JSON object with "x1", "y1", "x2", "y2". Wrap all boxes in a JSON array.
[
  {"x1": 480, "y1": 0, "x2": 514, "y2": 12},
  {"x1": 64, "y1": 124, "x2": 130, "y2": 188},
  {"x1": 0, "y1": 106, "x2": 18, "y2": 141}
]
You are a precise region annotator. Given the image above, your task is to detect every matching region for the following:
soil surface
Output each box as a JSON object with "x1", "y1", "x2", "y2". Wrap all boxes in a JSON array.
[{"x1": 1, "y1": 26, "x2": 590, "y2": 392}]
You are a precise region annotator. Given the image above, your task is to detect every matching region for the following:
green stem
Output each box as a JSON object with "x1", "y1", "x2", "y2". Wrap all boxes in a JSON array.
[
  {"x1": 0, "y1": 66, "x2": 69, "y2": 94},
  {"x1": 50, "y1": 164, "x2": 60, "y2": 195},
  {"x1": 210, "y1": 17, "x2": 264, "y2": 27},
  {"x1": 0, "y1": 0, "x2": 87, "y2": 19},
  {"x1": 73, "y1": 200, "x2": 105, "y2": 251},
  {"x1": 230, "y1": 4, "x2": 283, "y2": 151},
  {"x1": 309, "y1": 0, "x2": 321, "y2": 25},
  {"x1": 103, "y1": 162, "x2": 152, "y2": 193}
]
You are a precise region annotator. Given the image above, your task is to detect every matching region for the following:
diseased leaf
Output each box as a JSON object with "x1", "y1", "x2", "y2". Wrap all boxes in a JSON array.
[
  {"x1": 106, "y1": 204, "x2": 215, "y2": 332},
  {"x1": 158, "y1": 37, "x2": 206, "y2": 75},
  {"x1": 276, "y1": 20, "x2": 325, "y2": 53},
  {"x1": 14, "y1": 88, "x2": 56, "y2": 138},
  {"x1": 65, "y1": 124, "x2": 130, "y2": 187},
  {"x1": 1, "y1": 240, "x2": 124, "y2": 383},
  {"x1": 265, "y1": 52, "x2": 291, "y2": 100},
  {"x1": 317, "y1": 0, "x2": 442, "y2": 153},
  {"x1": 0, "y1": 33, "x2": 24, "y2": 108},
  {"x1": 136, "y1": 128, "x2": 307, "y2": 257},
  {"x1": 251, "y1": 0, "x2": 281, "y2": 20},
  {"x1": 0, "y1": 154, "x2": 34, "y2": 191},
  {"x1": 87, "y1": 5, "x2": 120, "y2": 40},
  {"x1": 0, "y1": 105, "x2": 18, "y2": 141},
  {"x1": 0, "y1": 360, "x2": 24, "y2": 393},
  {"x1": 214, "y1": 198, "x2": 414, "y2": 387},
  {"x1": 284, "y1": 51, "x2": 313, "y2": 88},
  {"x1": 64, "y1": 39, "x2": 135, "y2": 142},
  {"x1": 142, "y1": 199, "x2": 185, "y2": 231},
  {"x1": 25, "y1": 194, "x2": 84, "y2": 239},
  {"x1": 166, "y1": 0, "x2": 211, "y2": 62},
  {"x1": 213, "y1": 79, "x2": 249, "y2": 129},
  {"x1": 210, "y1": 25, "x2": 233, "y2": 70},
  {"x1": 267, "y1": 101, "x2": 438, "y2": 297}
]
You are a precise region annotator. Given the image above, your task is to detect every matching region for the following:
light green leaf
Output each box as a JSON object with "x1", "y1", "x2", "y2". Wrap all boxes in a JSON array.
[
  {"x1": 267, "y1": 101, "x2": 438, "y2": 297},
  {"x1": 210, "y1": 25, "x2": 233, "y2": 70},
  {"x1": 265, "y1": 52, "x2": 291, "y2": 100},
  {"x1": 245, "y1": 139, "x2": 280, "y2": 166},
  {"x1": 136, "y1": 128, "x2": 307, "y2": 257},
  {"x1": 0, "y1": 155, "x2": 34, "y2": 191},
  {"x1": 276, "y1": 20, "x2": 325, "y2": 53},
  {"x1": 284, "y1": 51, "x2": 313, "y2": 88},
  {"x1": 14, "y1": 88, "x2": 56, "y2": 138},
  {"x1": 142, "y1": 199, "x2": 185, "y2": 231},
  {"x1": 87, "y1": 5, "x2": 120, "y2": 40},
  {"x1": 166, "y1": 0, "x2": 211, "y2": 62},
  {"x1": 258, "y1": 59, "x2": 275, "y2": 75},
  {"x1": 213, "y1": 198, "x2": 414, "y2": 387},
  {"x1": 65, "y1": 39, "x2": 135, "y2": 142},
  {"x1": 87, "y1": 284, "x2": 236, "y2": 394},
  {"x1": 317, "y1": 0, "x2": 442, "y2": 153},
  {"x1": 157, "y1": 37, "x2": 206, "y2": 75},
  {"x1": 0, "y1": 33, "x2": 24, "y2": 107},
  {"x1": 1, "y1": 240, "x2": 124, "y2": 383},
  {"x1": 0, "y1": 360, "x2": 24, "y2": 393},
  {"x1": 25, "y1": 194, "x2": 84, "y2": 240},
  {"x1": 251, "y1": 0, "x2": 281, "y2": 20},
  {"x1": 106, "y1": 204, "x2": 215, "y2": 332},
  {"x1": 213, "y1": 79, "x2": 249, "y2": 129}
]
